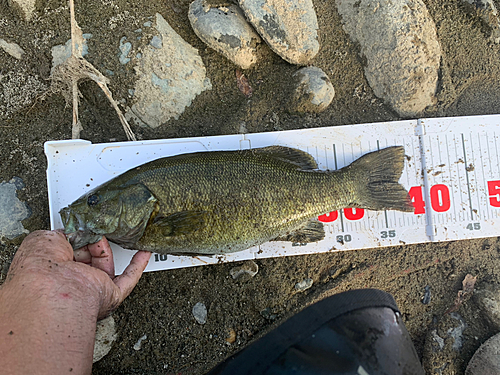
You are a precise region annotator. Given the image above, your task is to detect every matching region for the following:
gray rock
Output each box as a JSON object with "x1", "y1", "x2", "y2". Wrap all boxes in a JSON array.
[
  {"x1": 0, "y1": 39, "x2": 24, "y2": 60},
  {"x1": 239, "y1": 0, "x2": 319, "y2": 65},
  {"x1": 125, "y1": 13, "x2": 212, "y2": 128},
  {"x1": 336, "y1": 0, "x2": 441, "y2": 117},
  {"x1": 230, "y1": 260, "x2": 259, "y2": 281},
  {"x1": 466, "y1": 332, "x2": 500, "y2": 374},
  {"x1": 193, "y1": 302, "x2": 208, "y2": 324},
  {"x1": 463, "y1": 0, "x2": 500, "y2": 44},
  {"x1": 189, "y1": 0, "x2": 261, "y2": 69},
  {"x1": 7, "y1": 0, "x2": 36, "y2": 21},
  {"x1": 290, "y1": 66, "x2": 334, "y2": 113},
  {"x1": 93, "y1": 315, "x2": 117, "y2": 363},
  {"x1": 0, "y1": 177, "x2": 30, "y2": 242},
  {"x1": 294, "y1": 278, "x2": 313, "y2": 291},
  {"x1": 474, "y1": 284, "x2": 500, "y2": 330},
  {"x1": 51, "y1": 34, "x2": 92, "y2": 73},
  {"x1": 119, "y1": 37, "x2": 132, "y2": 65}
]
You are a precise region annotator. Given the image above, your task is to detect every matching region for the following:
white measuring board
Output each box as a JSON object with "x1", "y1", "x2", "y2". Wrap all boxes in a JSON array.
[{"x1": 45, "y1": 114, "x2": 500, "y2": 274}]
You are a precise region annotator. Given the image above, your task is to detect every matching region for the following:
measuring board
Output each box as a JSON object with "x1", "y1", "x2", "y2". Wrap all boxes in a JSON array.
[{"x1": 45, "y1": 114, "x2": 500, "y2": 274}]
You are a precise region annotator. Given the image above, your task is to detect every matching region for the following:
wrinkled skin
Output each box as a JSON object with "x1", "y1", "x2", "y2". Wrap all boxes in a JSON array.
[{"x1": 0, "y1": 230, "x2": 151, "y2": 375}]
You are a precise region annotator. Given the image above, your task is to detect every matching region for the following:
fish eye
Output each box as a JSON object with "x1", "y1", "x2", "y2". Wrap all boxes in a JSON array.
[{"x1": 87, "y1": 194, "x2": 100, "y2": 206}]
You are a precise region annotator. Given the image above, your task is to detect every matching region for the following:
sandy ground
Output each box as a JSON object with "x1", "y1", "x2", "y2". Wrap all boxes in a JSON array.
[{"x1": 2, "y1": 0, "x2": 500, "y2": 373}]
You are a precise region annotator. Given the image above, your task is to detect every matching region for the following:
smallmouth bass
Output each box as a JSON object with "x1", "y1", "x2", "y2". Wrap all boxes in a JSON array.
[{"x1": 60, "y1": 146, "x2": 414, "y2": 254}]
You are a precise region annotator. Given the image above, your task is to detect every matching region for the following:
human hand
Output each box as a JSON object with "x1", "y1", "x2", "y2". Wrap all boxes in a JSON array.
[
  {"x1": 0, "y1": 230, "x2": 151, "y2": 375},
  {"x1": 5, "y1": 230, "x2": 151, "y2": 319}
]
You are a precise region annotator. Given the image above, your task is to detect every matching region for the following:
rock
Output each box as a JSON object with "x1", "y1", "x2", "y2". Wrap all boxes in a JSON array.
[
  {"x1": 230, "y1": 260, "x2": 259, "y2": 281},
  {"x1": 473, "y1": 284, "x2": 500, "y2": 330},
  {"x1": 463, "y1": 0, "x2": 500, "y2": 44},
  {"x1": 336, "y1": 0, "x2": 441, "y2": 117},
  {"x1": 0, "y1": 177, "x2": 30, "y2": 242},
  {"x1": 119, "y1": 37, "x2": 132, "y2": 65},
  {"x1": 289, "y1": 66, "x2": 334, "y2": 113},
  {"x1": 51, "y1": 34, "x2": 92, "y2": 73},
  {"x1": 423, "y1": 313, "x2": 468, "y2": 374},
  {"x1": 294, "y1": 278, "x2": 313, "y2": 291},
  {"x1": 7, "y1": 0, "x2": 36, "y2": 21},
  {"x1": 133, "y1": 334, "x2": 147, "y2": 351},
  {"x1": 239, "y1": 0, "x2": 319, "y2": 65},
  {"x1": 260, "y1": 307, "x2": 278, "y2": 321},
  {"x1": 466, "y1": 332, "x2": 500, "y2": 374},
  {"x1": 188, "y1": 0, "x2": 261, "y2": 69},
  {"x1": 0, "y1": 39, "x2": 24, "y2": 60},
  {"x1": 125, "y1": 13, "x2": 212, "y2": 128},
  {"x1": 193, "y1": 302, "x2": 208, "y2": 324},
  {"x1": 93, "y1": 315, "x2": 117, "y2": 363}
]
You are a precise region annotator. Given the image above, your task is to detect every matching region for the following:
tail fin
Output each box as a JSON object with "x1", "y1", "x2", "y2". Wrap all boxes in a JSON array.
[{"x1": 346, "y1": 146, "x2": 414, "y2": 212}]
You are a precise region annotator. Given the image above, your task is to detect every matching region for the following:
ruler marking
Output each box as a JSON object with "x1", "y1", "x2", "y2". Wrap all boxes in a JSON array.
[
  {"x1": 479, "y1": 133, "x2": 489, "y2": 220},
  {"x1": 491, "y1": 133, "x2": 497, "y2": 220},
  {"x1": 324, "y1": 146, "x2": 329, "y2": 171},
  {"x1": 471, "y1": 132, "x2": 481, "y2": 218},
  {"x1": 454, "y1": 135, "x2": 465, "y2": 222},
  {"x1": 340, "y1": 209, "x2": 344, "y2": 233},
  {"x1": 445, "y1": 134, "x2": 457, "y2": 222},
  {"x1": 418, "y1": 121, "x2": 435, "y2": 240},
  {"x1": 376, "y1": 140, "x2": 390, "y2": 228},
  {"x1": 333, "y1": 144, "x2": 338, "y2": 170},
  {"x1": 461, "y1": 133, "x2": 474, "y2": 220},
  {"x1": 495, "y1": 132, "x2": 500, "y2": 177}
]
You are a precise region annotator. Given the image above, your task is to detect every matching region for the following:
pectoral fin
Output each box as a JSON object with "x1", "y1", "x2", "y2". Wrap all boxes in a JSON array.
[
  {"x1": 273, "y1": 220, "x2": 325, "y2": 243},
  {"x1": 151, "y1": 210, "x2": 207, "y2": 237}
]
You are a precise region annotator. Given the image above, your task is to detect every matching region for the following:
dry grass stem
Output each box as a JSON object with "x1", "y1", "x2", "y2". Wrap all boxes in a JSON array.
[{"x1": 49, "y1": 0, "x2": 136, "y2": 141}]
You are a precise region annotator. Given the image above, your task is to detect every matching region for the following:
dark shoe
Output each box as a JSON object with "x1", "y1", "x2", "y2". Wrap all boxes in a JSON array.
[{"x1": 208, "y1": 289, "x2": 424, "y2": 375}]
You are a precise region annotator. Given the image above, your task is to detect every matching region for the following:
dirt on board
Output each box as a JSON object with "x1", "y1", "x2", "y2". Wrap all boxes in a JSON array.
[{"x1": 2, "y1": 0, "x2": 500, "y2": 374}]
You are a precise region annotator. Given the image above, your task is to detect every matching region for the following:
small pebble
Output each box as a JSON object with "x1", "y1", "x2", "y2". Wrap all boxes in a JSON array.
[
  {"x1": 230, "y1": 260, "x2": 259, "y2": 281},
  {"x1": 133, "y1": 334, "x2": 147, "y2": 351},
  {"x1": 0, "y1": 177, "x2": 30, "y2": 241},
  {"x1": 294, "y1": 278, "x2": 313, "y2": 292},
  {"x1": 289, "y1": 67, "x2": 335, "y2": 113},
  {"x1": 193, "y1": 302, "x2": 208, "y2": 324},
  {"x1": 0, "y1": 39, "x2": 24, "y2": 60},
  {"x1": 93, "y1": 315, "x2": 117, "y2": 363},
  {"x1": 226, "y1": 328, "x2": 236, "y2": 344},
  {"x1": 422, "y1": 285, "x2": 432, "y2": 304},
  {"x1": 260, "y1": 307, "x2": 277, "y2": 321}
]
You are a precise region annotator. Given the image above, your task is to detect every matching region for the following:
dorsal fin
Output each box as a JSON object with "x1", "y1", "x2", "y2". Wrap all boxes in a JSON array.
[{"x1": 253, "y1": 146, "x2": 318, "y2": 170}]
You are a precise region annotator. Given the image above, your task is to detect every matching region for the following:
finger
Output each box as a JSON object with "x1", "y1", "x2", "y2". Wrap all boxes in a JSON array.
[
  {"x1": 15, "y1": 230, "x2": 73, "y2": 264},
  {"x1": 87, "y1": 236, "x2": 115, "y2": 278},
  {"x1": 73, "y1": 248, "x2": 92, "y2": 264},
  {"x1": 113, "y1": 251, "x2": 151, "y2": 302}
]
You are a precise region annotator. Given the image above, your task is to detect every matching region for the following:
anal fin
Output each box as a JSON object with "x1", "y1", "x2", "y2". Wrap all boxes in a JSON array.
[{"x1": 272, "y1": 220, "x2": 325, "y2": 243}]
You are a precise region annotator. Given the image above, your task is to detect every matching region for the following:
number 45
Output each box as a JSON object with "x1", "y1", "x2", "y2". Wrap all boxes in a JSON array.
[{"x1": 466, "y1": 223, "x2": 481, "y2": 230}]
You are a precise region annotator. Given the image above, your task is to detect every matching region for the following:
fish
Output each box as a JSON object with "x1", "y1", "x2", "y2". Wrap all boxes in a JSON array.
[{"x1": 60, "y1": 145, "x2": 414, "y2": 254}]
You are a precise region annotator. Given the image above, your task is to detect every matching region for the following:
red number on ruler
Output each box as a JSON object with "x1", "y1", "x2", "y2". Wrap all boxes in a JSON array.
[
  {"x1": 488, "y1": 180, "x2": 500, "y2": 207},
  {"x1": 344, "y1": 208, "x2": 364, "y2": 220},
  {"x1": 409, "y1": 186, "x2": 426, "y2": 214},
  {"x1": 430, "y1": 184, "x2": 450, "y2": 212},
  {"x1": 318, "y1": 211, "x2": 338, "y2": 222}
]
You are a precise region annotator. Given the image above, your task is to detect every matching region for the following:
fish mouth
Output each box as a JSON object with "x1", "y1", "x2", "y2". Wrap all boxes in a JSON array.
[{"x1": 59, "y1": 207, "x2": 102, "y2": 250}]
